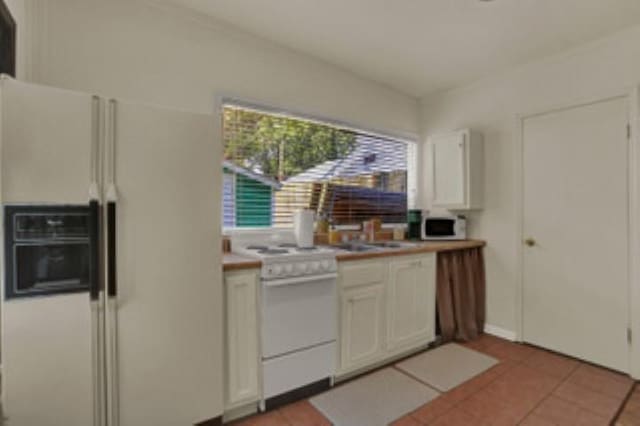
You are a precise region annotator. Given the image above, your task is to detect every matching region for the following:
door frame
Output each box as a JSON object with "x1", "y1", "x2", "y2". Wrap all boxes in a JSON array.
[{"x1": 513, "y1": 86, "x2": 640, "y2": 378}]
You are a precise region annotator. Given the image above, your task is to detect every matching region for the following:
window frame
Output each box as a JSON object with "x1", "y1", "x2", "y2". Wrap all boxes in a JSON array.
[{"x1": 219, "y1": 97, "x2": 419, "y2": 232}]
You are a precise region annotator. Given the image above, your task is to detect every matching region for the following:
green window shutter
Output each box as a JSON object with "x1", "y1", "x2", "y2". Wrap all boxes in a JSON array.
[{"x1": 235, "y1": 173, "x2": 273, "y2": 227}]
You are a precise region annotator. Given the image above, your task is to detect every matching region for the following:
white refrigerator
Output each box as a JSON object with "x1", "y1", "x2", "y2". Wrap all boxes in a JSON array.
[{"x1": 0, "y1": 77, "x2": 224, "y2": 426}]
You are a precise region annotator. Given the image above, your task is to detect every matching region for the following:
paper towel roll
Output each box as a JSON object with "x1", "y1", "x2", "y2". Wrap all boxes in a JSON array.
[{"x1": 293, "y1": 209, "x2": 315, "y2": 248}]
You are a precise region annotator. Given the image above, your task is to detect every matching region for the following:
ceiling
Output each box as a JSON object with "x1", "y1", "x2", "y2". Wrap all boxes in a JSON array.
[{"x1": 157, "y1": 0, "x2": 640, "y2": 97}]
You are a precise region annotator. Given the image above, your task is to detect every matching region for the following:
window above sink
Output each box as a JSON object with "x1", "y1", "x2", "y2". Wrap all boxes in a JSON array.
[{"x1": 221, "y1": 101, "x2": 418, "y2": 231}]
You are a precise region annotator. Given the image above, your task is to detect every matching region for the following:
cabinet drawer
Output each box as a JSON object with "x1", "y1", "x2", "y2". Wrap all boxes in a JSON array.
[{"x1": 339, "y1": 261, "x2": 386, "y2": 288}]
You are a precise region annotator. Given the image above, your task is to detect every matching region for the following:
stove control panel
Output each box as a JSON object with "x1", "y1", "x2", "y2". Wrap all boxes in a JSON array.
[{"x1": 263, "y1": 258, "x2": 337, "y2": 280}]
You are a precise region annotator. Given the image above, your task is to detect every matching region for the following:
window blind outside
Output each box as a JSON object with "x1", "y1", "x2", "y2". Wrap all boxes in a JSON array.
[{"x1": 222, "y1": 104, "x2": 416, "y2": 228}]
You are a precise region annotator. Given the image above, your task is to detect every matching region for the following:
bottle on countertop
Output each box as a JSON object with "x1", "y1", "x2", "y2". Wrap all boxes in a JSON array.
[
  {"x1": 328, "y1": 219, "x2": 341, "y2": 245},
  {"x1": 316, "y1": 212, "x2": 329, "y2": 234},
  {"x1": 362, "y1": 220, "x2": 375, "y2": 242},
  {"x1": 393, "y1": 226, "x2": 405, "y2": 241},
  {"x1": 407, "y1": 209, "x2": 423, "y2": 240}
]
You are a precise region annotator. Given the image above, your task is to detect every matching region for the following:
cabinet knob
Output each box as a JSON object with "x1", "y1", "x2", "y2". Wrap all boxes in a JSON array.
[{"x1": 524, "y1": 238, "x2": 536, "y2": 247}]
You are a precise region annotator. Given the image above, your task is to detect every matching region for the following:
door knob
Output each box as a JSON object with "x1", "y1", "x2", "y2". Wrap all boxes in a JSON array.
[{"x1": 524, "y1": 238, "x2": 536, "y2": 247}]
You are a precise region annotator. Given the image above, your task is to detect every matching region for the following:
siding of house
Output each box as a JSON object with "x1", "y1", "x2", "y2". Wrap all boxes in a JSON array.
[
  {"x1": 236, "y1": 174, "x2": 273, "y2": 227},
  {"x1": 222, "y1": 172, "x2": 236, "y2": 228}
]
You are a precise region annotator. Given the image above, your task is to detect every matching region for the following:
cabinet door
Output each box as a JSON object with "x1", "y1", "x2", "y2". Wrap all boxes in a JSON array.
[
  {"x1": 225, "y1": 271, "x2": 260, "y2": 408},
  {"x1": 340, "y1": 284, "x2": 385, "y2": 372},
  {"x1": 387, "y1": 255, "x2": 436, "y2": 351},
  {"x1": 431, "y1": 131, "x2": 467, "y2": 208}
]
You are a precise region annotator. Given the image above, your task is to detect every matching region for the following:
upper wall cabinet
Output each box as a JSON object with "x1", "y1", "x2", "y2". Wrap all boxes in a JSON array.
[{"x1": 428, "y1": 129, "x2": 483, "y2": 210}]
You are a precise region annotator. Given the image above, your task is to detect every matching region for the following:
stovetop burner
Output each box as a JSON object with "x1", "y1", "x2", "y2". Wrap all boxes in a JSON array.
[
  {"x1": 278, "y1": 243, "x2": 298, "y2": 248},
  {"x1": 257, "y1": 248, "x2": 289, "y2": 255},
  {"x1": 296, "y1": 247, "x2": 318, "y2": 252},
  {"x1": 247, "y1": 245, "x2": 269, "y2": 250}
]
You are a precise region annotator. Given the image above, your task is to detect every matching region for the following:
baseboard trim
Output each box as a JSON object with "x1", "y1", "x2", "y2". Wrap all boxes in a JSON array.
[
  {"x1": 264, "y1": 377, "x2": 331, "y2": 411},
  {"x1": 223, "y1": 403, "x2": 259, "y2": 423},
  {"x1": 484, "y1": 324, "x2": 517, "y2": 341},
  {"x1": 335, "y1": 341, "x2": 433, "y2": 383},
  {"x1": 194, "y1": 415, "x2": 222, "y2": 426}
]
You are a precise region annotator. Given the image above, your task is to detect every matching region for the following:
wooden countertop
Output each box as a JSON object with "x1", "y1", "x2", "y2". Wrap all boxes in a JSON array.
[
  {"x1": 334, "y1": 239, "x2": 486, "y2": 262},
  {"x1": 222, "y1": 253, "x2": 262, "y2": 271},
  {"x1": 223, "y1": 240, "x2": 485, "y2": 271}
]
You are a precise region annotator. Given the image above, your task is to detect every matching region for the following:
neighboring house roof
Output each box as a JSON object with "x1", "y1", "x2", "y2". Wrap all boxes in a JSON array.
[
  {"x1": 223, "y1": 160, "x2": 282, "y2": 189},
  {"x1": 285, "y1": 135, "x2": 407, "y2": 183}
]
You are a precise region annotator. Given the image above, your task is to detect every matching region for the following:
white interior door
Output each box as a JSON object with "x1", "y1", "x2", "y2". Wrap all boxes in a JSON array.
[
  {"x1": 110, "y1": 100, "x2": 223, "y2": 425},
  {"x1": 522, "y1": 96, "x2": 629, "y2": 372}
]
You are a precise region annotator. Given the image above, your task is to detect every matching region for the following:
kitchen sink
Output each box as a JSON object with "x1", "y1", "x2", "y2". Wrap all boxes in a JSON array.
[
  {"x1": 367, "y1": 241, "x2": 419, "y2": 249},
  {"x1": 333, "y1": 241, "x2": 418, "y2": 252},
  {"x1": 334, "y1": 243, "x2": 380, "y2": 252}
]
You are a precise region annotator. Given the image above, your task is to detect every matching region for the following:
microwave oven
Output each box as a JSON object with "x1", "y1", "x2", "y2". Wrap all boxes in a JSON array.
[{"x1": 422, "y1": 214, "x2": 467, "y2": 240}]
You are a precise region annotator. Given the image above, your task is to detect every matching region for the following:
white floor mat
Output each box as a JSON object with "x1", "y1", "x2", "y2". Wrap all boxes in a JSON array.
[
  {"x1": 310, "y1": 368, "x2": 439, "y2": 426},
  {"x1": 395, "y1": 343, "x2": 498, "y2": 392}
]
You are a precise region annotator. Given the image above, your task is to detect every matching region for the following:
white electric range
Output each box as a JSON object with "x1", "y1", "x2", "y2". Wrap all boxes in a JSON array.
[{"x1": 230, "y1": 230, "x2": 337, "y2": 410}]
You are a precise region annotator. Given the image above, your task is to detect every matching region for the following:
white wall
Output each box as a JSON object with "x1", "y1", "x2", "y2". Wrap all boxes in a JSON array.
[
  {"x1": 419, "y1": 24, "x2": 640, "y2": 335},
  {"x1": 24, "y1": 0, "x2": 418, "y2": 139},
  {"x1": 23, "y1": 0, "x2": 640, "y2": 346}
]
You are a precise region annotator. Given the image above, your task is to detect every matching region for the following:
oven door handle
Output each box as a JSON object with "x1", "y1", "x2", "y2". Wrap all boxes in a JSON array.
[{"x1": 262, "y1": 272, "x2": 337, "y2": 287}]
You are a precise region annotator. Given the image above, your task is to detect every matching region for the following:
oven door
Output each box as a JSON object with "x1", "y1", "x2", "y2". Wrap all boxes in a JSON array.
[{"x1": 261, "y1": 274, "x2": 337, "y2": 359}]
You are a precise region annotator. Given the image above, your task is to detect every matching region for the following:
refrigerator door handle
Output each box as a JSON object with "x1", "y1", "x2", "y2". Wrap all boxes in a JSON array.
[
  {"x1": 105, "y1": 98, "x2": 120, "y2": 426},
  {"x1": 89, "y1": 200, "x2": 101, "y2": 301},
  {"x1": 106, "y1": 298, "x2": 119, "y2": 426},
  {"x1": 91, "y1": 283, "x2": 106, "y2": 426},
  {"x1": 89, "y1": 199, "x2": 105, "y2": 426},
  {"x1": 107, "y1": 201, "x2": 117, "y2": 298},
  {"x1": 89, "y1": 94, "x2": 103, "y2": 302},
  {"x1": 90, "y1": 94, "x2": 107, "y2": 426},
  {"x1": 106, "y1": 200, "x2": 119, "y2": 426},
  {"x1": 106, "y1": 99, "x2": 118, "y2": 300}
]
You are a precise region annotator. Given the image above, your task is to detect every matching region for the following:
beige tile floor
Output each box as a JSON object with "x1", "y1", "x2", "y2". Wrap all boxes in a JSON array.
[{"x1": 231, "y1": 334, "x2": 637, "y2": 425}]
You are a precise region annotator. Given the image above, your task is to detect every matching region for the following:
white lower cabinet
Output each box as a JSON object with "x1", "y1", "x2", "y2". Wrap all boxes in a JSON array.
[
  {"x1": 224, "y1": 269, "x2": 260, "y2": 409},
  {"x1": 340, "y1": 283, "x2": 386, "y2": 372},
  {"x1": 337, "y1": 254, "x2": 436, "y2": 377},
  {"x1": 223, "y1": 253, "x2": 438, "y2": 397},
  {"x1": 387, "y1": 255, "x2": 436, "y2": 351}
]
